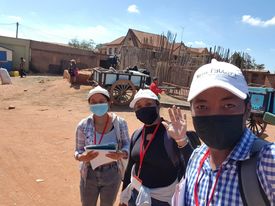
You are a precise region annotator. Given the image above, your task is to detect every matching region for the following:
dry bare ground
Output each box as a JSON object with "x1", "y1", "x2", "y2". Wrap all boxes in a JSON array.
[{"x1": 0, "y1": 76, "x2": 274, "y2": 206}]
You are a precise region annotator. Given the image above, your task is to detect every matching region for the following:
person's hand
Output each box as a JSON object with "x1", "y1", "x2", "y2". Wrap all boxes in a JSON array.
[
  {"x1": 162, "y1": 105, "x2": 187, "y2": 142},
  {"x1": 77, "y1": 151, "x2": 99, "y2": 162},
  {"x1": 106, "y1": 151, "x2": 128, "y2": 160}
]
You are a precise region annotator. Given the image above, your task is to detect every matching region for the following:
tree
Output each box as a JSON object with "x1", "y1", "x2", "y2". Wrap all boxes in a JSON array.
[
  {"x1": 254, "y1": 63, "x2": 265, "y2": 70},
  {"x1": 95, "y1": 43, "x2": 104, "y2": 49},
  {"x1": 230, "y1": 52, "x2": 244, "y2": 69},
  {"x1": 230, "y1": 52, "x2": 261, "y2": 70},
  {"x1": 68, "y1": 38, "x2": 95, "y2": 50}
]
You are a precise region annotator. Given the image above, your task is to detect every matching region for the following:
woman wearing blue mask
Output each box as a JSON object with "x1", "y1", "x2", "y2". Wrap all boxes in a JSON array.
[
  {"x1": 74, "y1": 85, "x2": 130, "y2": 206},
  {"x1": 119, "y1": 89, "x2": 200, "y2": 206}
]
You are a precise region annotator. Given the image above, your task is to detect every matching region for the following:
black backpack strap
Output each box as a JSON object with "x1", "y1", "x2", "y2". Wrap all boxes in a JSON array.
[
  {"x1": 163, "y1": 131, "x2": 180, "y2": 167},
  {"x1": 186, "y1": 131, "x2": 201, "y2": 149},
  {"x1": 238, "y1": 138, "x2": 270, "y2": 206},
  {"x1": 131, "y1": 127, "x2": 143, "y2": 146}
]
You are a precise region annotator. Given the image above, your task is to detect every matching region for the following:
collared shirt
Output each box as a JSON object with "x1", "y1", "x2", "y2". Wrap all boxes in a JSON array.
[
  {"x1": 181, "y1": 128, "x2": 275, "y2": 206},
  {"x1": 75, "y1": 112, "x2": 130, "y2": 179}
]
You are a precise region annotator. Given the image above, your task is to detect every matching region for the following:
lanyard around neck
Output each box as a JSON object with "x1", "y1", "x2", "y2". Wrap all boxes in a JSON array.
[
  {"x1": 194, "y1": 149, "x2": 223, "y2": 206},
  {"x1": 138, "y1": 121, "x2": 161, "y2": 177},
  {"x1": 93, "y1": 115, "x2": 109, "y2": 145}
]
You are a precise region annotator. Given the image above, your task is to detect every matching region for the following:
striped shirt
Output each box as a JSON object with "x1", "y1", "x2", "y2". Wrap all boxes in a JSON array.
[{"x1": 175, "y1": 128, "x2": 275, "y2": 206}]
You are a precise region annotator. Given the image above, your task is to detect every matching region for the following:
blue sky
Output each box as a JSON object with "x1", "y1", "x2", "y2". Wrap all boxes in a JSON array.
[{"x1": 1, "y1": 0, "x2": 275, "y2": 71}]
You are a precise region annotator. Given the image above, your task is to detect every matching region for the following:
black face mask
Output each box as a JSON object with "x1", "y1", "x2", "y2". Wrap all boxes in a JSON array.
[
  {"x1": 192, "y1": 114, "x2": 244, "y2": 150},
  {"x1": 135, "y1": 106, "x2": 158, "y2": 125}
]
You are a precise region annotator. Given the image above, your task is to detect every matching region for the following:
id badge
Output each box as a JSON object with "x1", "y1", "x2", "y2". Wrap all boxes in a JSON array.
[{"x1": 132, "y1": 175, "x2": 142, "y2": 191}]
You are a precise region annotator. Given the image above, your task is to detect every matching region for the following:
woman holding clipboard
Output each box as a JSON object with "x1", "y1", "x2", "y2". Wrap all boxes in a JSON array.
[{"x1": 74, "y1": 86, "x2": 130, "y2": 206}]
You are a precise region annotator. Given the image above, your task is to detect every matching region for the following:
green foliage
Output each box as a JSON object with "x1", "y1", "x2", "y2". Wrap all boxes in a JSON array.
[
  {"x1": 68, "y1": 38, "x2": 95, "y2": 50},
  {"x1": 95, "y1": 43, "x2": 104, "y2": 49},
  {"x1": 230, "y1": 52, "x2": 265, "y2": 70}
]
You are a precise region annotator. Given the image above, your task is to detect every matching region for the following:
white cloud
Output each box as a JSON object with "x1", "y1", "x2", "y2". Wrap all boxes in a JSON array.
[
  {"x1": 127, "y1": 5, "x2": 140, "y2": 14},
  {"x1": 186, "y1": 41, "x2": 207, "y2": 47},
  {"x1": 242, "y1": 15, "x2": 275, "y2": 27},
  {"x1": 246, "y1": 48, "x2": 252, "y2": 51},
  {"x1": 0, "y1": 14, "x2": 23, "y2": 22}
]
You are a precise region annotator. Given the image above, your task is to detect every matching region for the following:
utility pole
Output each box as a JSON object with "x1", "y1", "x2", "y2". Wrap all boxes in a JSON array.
[{"x1": 16, "y1": 22, "x2": 19, "y2": 38}]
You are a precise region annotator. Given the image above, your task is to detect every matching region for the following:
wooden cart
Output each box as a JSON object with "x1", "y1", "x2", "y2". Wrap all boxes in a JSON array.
[{"x1": 91, "y1": 67, "x2": 149, "y2": 105}]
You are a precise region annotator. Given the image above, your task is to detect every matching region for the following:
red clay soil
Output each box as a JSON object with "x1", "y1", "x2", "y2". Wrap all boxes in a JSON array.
[{"x1": 0, "y1": 76, "x2": 274, "y2": 206}]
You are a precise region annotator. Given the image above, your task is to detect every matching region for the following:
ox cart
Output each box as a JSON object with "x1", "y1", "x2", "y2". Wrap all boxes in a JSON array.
[{"x1": 90, "y1": 67, "x2": 150, "y2": 105}]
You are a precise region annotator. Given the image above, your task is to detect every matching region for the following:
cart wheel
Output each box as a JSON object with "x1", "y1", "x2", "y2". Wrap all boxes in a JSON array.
[
  {"x1": 246, "y1": 114, "x2": 267, "y2": 137},
  {"x1": 110, "y1": 80, "x2": 136, "y2": 105}
]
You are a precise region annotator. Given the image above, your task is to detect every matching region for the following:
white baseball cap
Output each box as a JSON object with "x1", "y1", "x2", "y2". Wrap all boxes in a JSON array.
[
  {"x1": 87, "y1": 85, "x2": 110, "y2": 101},
  {"x1": 129, "y1": 89, "x2": 159, "y2": 108},
  {"x1": 188, "y1": 59, "x2": 249, "y2": 101}
]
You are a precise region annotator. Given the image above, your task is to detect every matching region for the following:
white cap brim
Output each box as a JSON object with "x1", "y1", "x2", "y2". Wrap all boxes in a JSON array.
[
  {"x1": 87, "y1": 86, "x2": 110, "y2": 101},
  {"x1": 129, "y1": 89, "x2": 159, "y2": 108},
  {"x1": 188, "y1": 79, "x2": 248, "y2": 101}
]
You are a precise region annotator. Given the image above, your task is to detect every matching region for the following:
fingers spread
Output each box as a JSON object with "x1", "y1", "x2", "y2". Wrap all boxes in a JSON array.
[
  {"x1": 172, "y1": 105, "x2": 178, "y2": 118},
  {"x1": 177, "y1": 107, "x2": 183, "y2": 120},
  {"x1": 162, "y1": 121, "x2": 170, "y2": 130},
  {"x1": 168, "y1": 108, "x2": 176, "y2": 122}
]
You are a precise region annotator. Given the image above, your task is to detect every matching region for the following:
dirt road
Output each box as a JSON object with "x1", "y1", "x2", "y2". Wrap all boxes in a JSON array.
[{"x1": 0, "y1": 76, "x2": 274, "y2": 206}]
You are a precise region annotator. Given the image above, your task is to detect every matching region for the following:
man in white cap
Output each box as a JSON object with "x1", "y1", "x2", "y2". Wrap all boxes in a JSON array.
[{"x1": 172, "y1": 59, "x2": 275, "y2": 205}]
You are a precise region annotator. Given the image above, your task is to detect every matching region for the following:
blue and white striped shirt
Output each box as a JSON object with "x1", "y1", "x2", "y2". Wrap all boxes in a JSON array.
[{"x1": 179, "y1": 128, "x2": 275, "y2": 206}]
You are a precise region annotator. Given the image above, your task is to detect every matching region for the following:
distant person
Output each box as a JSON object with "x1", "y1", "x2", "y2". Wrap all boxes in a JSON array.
[
  {"x1": 74, "y1": 86, "x2": 130, "y2": 206},
  {"x1": 132, "y1": 65, "x2": 138, "y2": 71},
  {"x1": 19, "y1": 57, "x2": 26, "y2": 78},
  {"x1": 149, "y1": 77, "x2": 163, "y2": 99},
  {"x1": 68, "y1": 59, "x2": 78, "y2": 85},
  {"x1": 110, "y1": 55, "x2": 119, "y2": 69}
]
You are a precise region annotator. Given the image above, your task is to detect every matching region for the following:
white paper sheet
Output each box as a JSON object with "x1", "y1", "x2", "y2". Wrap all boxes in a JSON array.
[{"x1": 85, "y1": 149, "x2": 116, "y2": 170}]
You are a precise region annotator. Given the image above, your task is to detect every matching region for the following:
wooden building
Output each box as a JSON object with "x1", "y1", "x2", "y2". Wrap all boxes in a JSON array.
[{"x1": 243, "y1": 69, "x2": 275, "y2": 88}]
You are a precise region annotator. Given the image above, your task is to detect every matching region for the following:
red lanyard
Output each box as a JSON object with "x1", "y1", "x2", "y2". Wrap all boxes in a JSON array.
[
  {"x1": 93, "y1": 115, "x2": 109, "y2": 145},
  {"x1": 137, "y1": 122, "x2": 161, "y2": 177},
  {"x1": 194, "y1": 149, "x2": 223, "y2": 206}
]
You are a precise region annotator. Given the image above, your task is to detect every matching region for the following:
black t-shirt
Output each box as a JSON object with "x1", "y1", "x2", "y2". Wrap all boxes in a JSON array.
[{"x1": 123, "y1": 123, "x2": 178, "y2": 189}]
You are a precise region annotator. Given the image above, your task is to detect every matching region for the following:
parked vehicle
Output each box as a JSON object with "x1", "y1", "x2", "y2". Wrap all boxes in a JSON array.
[
  {"x1": 247, "y1": 86, "x2": 275, "y2": 136},
  {"x1": 90, "y1": 67, "x2": 150, "y2": 105}
]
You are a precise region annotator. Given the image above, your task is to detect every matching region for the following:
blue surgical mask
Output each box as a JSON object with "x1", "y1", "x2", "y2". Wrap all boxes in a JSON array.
[{"x1": 90, "y1": 103, "x2": 109, "y2": 116}]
